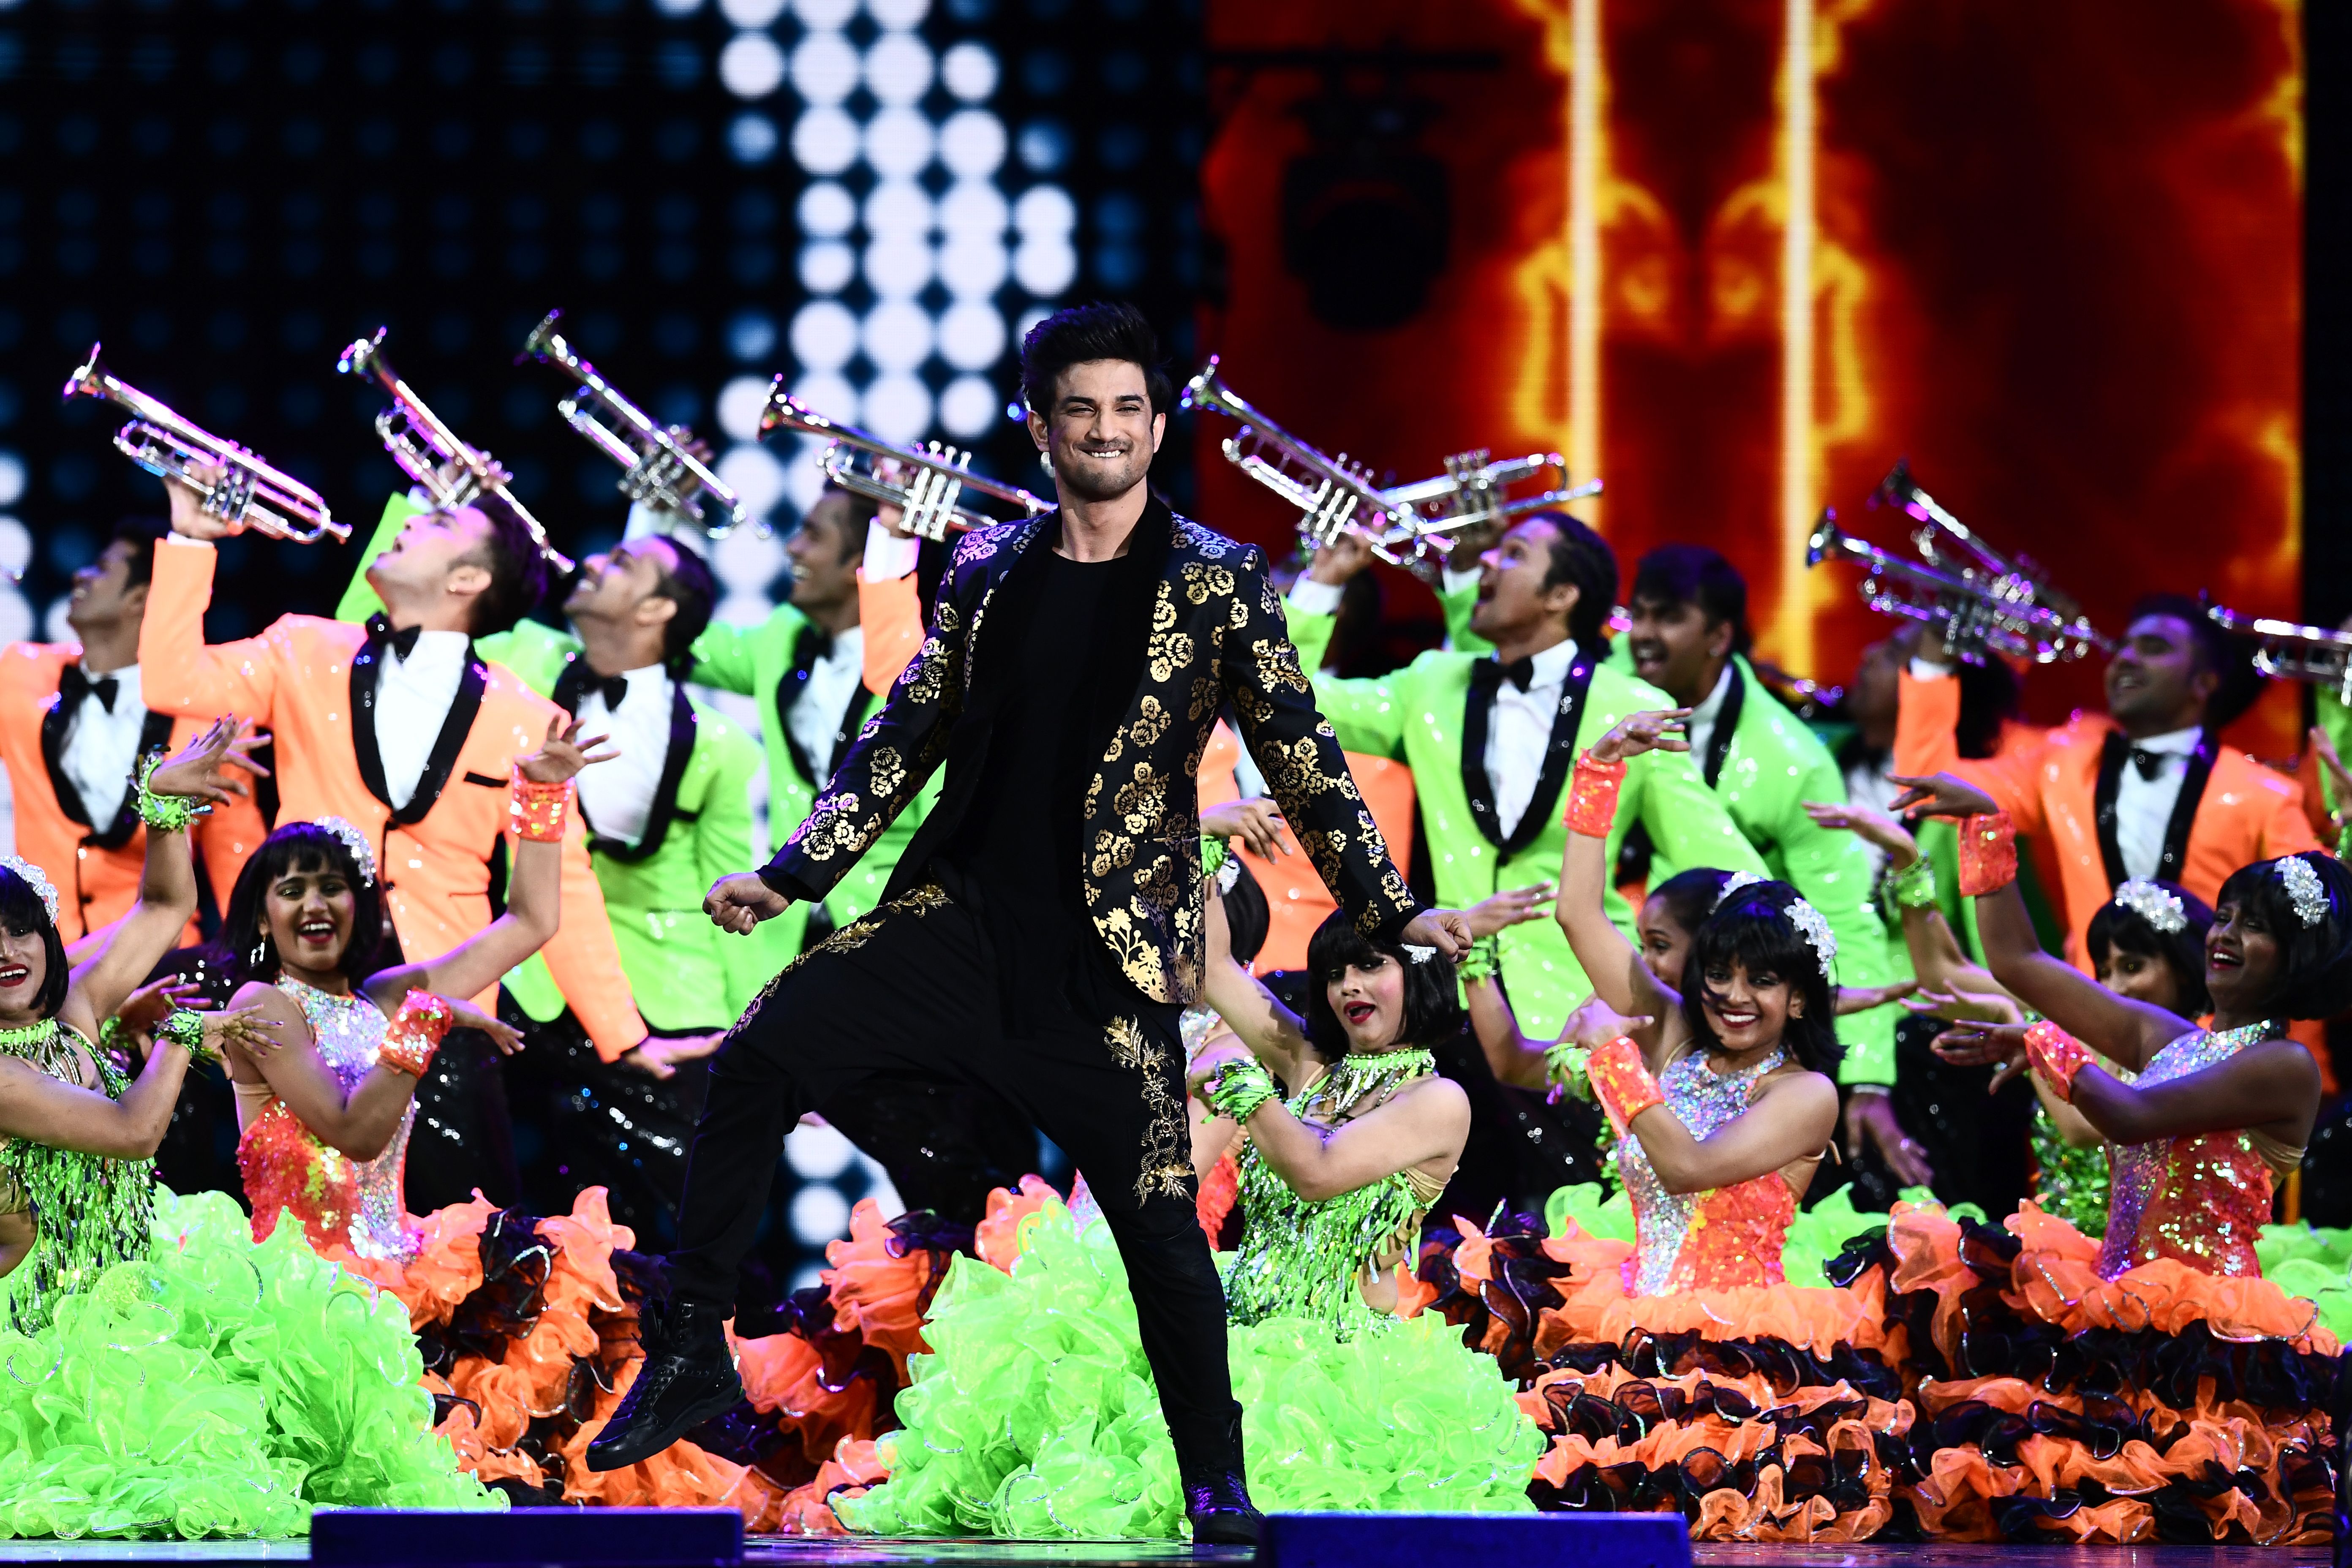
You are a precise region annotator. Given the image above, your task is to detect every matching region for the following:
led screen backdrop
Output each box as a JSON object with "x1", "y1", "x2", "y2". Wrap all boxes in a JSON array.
[{"x1": 1195, "y1": 0, "x2": 2303, "y2": 754}]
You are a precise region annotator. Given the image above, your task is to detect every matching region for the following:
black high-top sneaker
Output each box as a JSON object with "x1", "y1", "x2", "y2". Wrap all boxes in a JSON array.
[
  {"x1": 585, "y1": 1299, "x2": 745, "y2": 1472},
  {"x1": 1178, "y1": 1405, "x2": 1263, "y2": 1546}
]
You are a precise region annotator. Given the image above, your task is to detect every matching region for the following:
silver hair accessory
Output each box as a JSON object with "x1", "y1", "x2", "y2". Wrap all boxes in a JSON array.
[
  {"x1": 2112, "y1": 878, "x2": 2187, "y2": 935},
  {"x1": 1402, "y1": 944, "x2": 1437, "y2": 965},
  {"x1": 1712, "y1": 869, "x2": 1766, "y2": 911},
  {"x1": 1216, "y1": 855, "x2": 1243, "y2": 895},
  {"x1": 0, "y1": 855, "x2": 59, "y2": 925},
  {"x1": 1784, "y1": 896, "x2": 1838, "y2": 977},
  {"x1": 314, "y1": 817, "x2": 379, "y2": 888},
  {"x1": 2277, "y1": 853, "x2": 2330, "y2": 928}
]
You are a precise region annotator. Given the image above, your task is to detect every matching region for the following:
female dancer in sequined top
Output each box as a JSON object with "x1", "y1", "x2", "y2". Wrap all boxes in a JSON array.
[
  {"x1": 1189, "y1": 904, "x2": 1471, "y2": 1328},
  {"x1": 1892, "y1": 773, "x2": 2335, "y2": 1278},
  {"x1": 223, "y1": 716, "x2": 609, "y2": 1261},
  {"x1": 1554, "y1": 712, "x2": 1843, "y2": 1293},
  {"x1": 0, "y1": 719, "x2": 273, "y2": 1325}
]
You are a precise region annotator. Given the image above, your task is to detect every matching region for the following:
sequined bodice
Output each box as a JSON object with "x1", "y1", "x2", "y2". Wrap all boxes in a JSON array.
[
  {"x1": 235, "y1": 980, "x2": 416, "y2": 1263},
  {"x1": 1221, "y1": 1049, "x2": 1445, "y2": 1336},
  {"x1": 1617, "y1": 1047, "x2": 1795, "y2": 1296},
  {"x1": 0, "y1": 1020, "x2": 152, "y2": 1333},
  {"x1": 2098, "y1": 1024, "x2": 2274, "y2": 1280}
]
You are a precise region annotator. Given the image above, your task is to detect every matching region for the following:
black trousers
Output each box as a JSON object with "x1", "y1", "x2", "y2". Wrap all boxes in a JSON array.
[
  {"x1": 405, "y1": 1027, "x2": 522, "y2": 1214},
  {"x1": 670, "y1": 883, "x2": 1237, "y2": 1465}
]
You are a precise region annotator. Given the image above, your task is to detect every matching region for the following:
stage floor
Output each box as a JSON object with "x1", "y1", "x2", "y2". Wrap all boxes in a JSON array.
[{"x1": 0, "y1": 1540, "x2": 2330, "y2": 1566}]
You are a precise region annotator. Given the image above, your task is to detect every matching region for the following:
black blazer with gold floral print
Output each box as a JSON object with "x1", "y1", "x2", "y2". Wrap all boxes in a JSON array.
[{"x1": 761, "y1": 497, "x2": 1421, "y2": 1005}]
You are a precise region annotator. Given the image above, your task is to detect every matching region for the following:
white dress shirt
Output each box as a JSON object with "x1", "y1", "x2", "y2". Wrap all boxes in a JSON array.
[
  {"x1": 373, "y1": 631, "x2": 473, "y2": 812},
  {"x1": 1485, "y1": 639, "x2": 1579, "y2": 838},
  {"x1": 573, "y1": 666, "x2": 675, "y2": 847},
  {"x1": 788, "y1": 626, "x2": 867, "y2": 784},
  {"x1": 1682, "y1": 663, "x2": 1737, "y2": 778},
  {"x1": 2113, "y1": 724, "x2": 2202, "y2": 881},
  {"x1": 59, "y1": 662, "x2": 147, "y2": 828}
]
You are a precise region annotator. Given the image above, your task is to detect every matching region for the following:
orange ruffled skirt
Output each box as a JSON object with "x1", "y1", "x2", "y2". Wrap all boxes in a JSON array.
[
  {"x1": 1873, "y1": 1200, "x2": 2339, "y2": 1544},
  {"x1": 1426, "y1": 1211, "x2": 1916, "y2": 1542}
]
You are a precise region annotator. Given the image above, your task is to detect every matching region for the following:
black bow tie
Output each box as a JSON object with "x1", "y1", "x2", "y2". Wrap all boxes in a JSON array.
[
  {"x1": 364, "y1": 613, "x2": 424, "y2": 661},
  {"x1": 1486, "y1": 655, "x2": 1537, "y2": 693},
  {"x1": 59, "y1": 665, "x2": 118, "y2": 715},
  {"x1": 2126, "y1": 746, "x2": 2175, "y2": 783},
  {"x1": 556, "y1": 660, "x2": 630, "y2": 715}
]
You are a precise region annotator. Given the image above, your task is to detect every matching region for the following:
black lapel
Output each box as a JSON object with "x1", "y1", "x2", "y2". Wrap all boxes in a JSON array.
[
  {"x1": 38, "y1": 686, "x2": 94, "y2": 830},
  {"x1": 774, "y1": 621, "x2": 832, "y2": 787},
  {"x1": 1703, "y1": 663, "x2": 1746, "y2": 788},
  {"x1": 2093, "y1": 731, "x2": 2131, "y2": 889},
  {"x1": 589, "y1": 681, "x2": 697, "y2": 863},
  {"x1": 2156, "y1": 732, "x2": 2215, "y2": 883},
  {"x1": 352, "y1": 635, "x2": 487, "y2": 825},
  {"x1": 1461, "y1": 649, "x2": 1598, "y2": 855}
]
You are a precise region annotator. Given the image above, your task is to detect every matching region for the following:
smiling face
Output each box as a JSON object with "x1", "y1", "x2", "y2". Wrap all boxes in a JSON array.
[
  {"x1": 1324, "y1": 953, "x2": 1408, "y2": 1054},
  {"x1": 786, "y1": 490, "x2": 863, "y2": 618},
  {"x1": 2105, "y1": 613, "x2": 2217, "y2": 736},
  {"x1": 2097, "y1": 947, "x2": 2188, "y2": 1012},
  {"x1": 66, "y1": 538, "x2": 147, "y2": 643},
  {"x1": 1626, "y1": 594, "x2": 1732, "y2": 708},
  {"x1": 1696, "y1": 955, "x2": 1802, "y2": 1054},
  {"x1": 1638, "y1": 894, "x2": 1699, "y2": 994},
  {"x1": 1468, "y1": 517, "x2": 1579, "y2": 647},
  {"x1": 262, "y1": 860, "x2": 359, "y2": 978},
  {"x1": 1028, "y1": 358, "x2": 1163, "y2": 505},
  {"x1": 0, "y1": 920, "x2": 46, "y2": 1020},
  {"x1": 2206, "y1": 898, "x2": 2285, "y2": 1019},
  {"x1": 564, "y1": 536, "x2": 678, "y2": 626}
]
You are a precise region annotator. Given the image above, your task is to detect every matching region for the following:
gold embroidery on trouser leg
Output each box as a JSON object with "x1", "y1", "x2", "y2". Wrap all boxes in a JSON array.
[
  {"x1": 723, "y1": 883, "x2": 951, "y2": 1045},
  {"x1": 1107, "y1": 1014, "x2": 1192, "y2": 1203}
]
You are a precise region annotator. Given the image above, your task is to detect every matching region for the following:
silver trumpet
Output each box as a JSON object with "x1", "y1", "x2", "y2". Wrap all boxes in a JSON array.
[
  {"x1": 1181, "y1": 357, "x2": 1426, "y2": 567},
  {"x1": 759, "y1": 380, "x2": 1049, "y2": 541},
  {"x1": 1381, "y1": 449, "x2": 1603, "y2": 537},
  {"x1": 520, "y1": 310, "x2": 748, "y2": 536},
  {"x1": 1808, "y1": 505, "x2": 2108, "y2": 665},
  {"x1": 338, "y1": 327, "x2": 573, "y2": 573},
  {"x1": 63, "y1": 346, "x2": 344, "y2": 544},
  {"x1": 2205, "y1": 604, "x2": 2352, "y2": 704}
]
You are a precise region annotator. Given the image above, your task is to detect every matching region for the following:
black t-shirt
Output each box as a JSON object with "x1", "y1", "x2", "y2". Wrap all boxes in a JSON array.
[{"x1": 939, "y1": 550, "x2": 1121, "y2": 924}]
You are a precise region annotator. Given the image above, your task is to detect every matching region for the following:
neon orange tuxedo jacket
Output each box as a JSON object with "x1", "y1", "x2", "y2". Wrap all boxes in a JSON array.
[
  {"x1": 1895, "y1": 670, "x2": 2320, "y2": 970},
  {"x1": 139, "y1": 541, "x2": 648, "y2": 1059},
  {"x1": 0, "y1": 642, "x2": 267, "y2": 943}
]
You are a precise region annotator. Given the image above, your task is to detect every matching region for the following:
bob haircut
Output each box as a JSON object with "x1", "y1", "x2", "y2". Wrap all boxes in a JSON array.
[
  {"x1": 1300, "y1": 909, "x2": 1465, "y2": 1064},
  {"x1": 2214, "y1": 853, "x2": 2352, "y2": 1023},
  {"x1": 0, "y1": 866, "x2": 70, "y2": 1020},
  {"x1": 2086, "y1": 881, "x2": 2214, "y2": 1018},
  {"x1": 222, "y1": 823, "x2": 388, "y2": 989},
  {"x1": 1681, "y1": 880, "x2": 1843, "y2": 1075}
]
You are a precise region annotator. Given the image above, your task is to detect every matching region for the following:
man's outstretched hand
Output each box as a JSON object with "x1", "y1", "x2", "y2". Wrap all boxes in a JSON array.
[
  {"x1": 705, "y1": 872, "x2": 791, "y2": 935},
  {"x1": 1400, "y1": 908, "x2": 1474, "y2": 961}
]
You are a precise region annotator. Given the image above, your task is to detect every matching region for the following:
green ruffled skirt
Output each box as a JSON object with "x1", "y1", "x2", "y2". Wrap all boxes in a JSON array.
[
  {"x1": 841, "y1": 1198, "x2": 1541, "y2": 1540},
  {"x1": 0, "y1": 1189, "x2": 496, "y2": 1539}
]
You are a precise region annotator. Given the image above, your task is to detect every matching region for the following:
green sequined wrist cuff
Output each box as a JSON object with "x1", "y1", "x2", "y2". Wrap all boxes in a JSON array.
[
  {"x1": 1200, "y1": 837, "x2": 1227, "y2": 880},
  {"x1": 1204, "y1": 1057, "x2": 1280, "y2": 1124},
  {"x1": 155, "y1": 1008, "x2": 218, "y2": 1064},
  {"x1": 1887, "y1": 856, "x2": 1938, "y2": 911},
  {"x1": 134, "y1": 755, "x2": 200, "y2": 834},
  {"x1": 1543, "y1": 1041, "x2": 1592, "y2": 1101},
  {"x1": 1457, "y1": 937, "x2": 1500, "y2": 983}
]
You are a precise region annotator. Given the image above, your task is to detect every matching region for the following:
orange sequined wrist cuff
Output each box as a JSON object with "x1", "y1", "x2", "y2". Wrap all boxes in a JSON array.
[
  {"x1": 1586, "y1": 1034, "x2": 1663, "y2": 1135},
  {"x1": 1565, "y1": 753, "x2": 1627, "y2": 838},
  {"x1": 2024, "y1": 1019, "x2": 2095, "y2": 1102},
  {"x1": 510, "y1": 770, "x2": 573, "y2": 842},
  {"x1": 379, "y1": 991, "x2": 454, "y2": 1078},
  {"x1": 1958, "y1": 812, "x2": 2017, "y2": 897}
]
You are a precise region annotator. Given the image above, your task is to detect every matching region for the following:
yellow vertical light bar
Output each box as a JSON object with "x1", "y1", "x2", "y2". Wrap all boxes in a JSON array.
[
  {"x1": 1568, "y1": 0, "x2": 1602, "y2": 511},
  {"x1": 1776, "y1": 0, "x2": 1817, "y2": 670}
]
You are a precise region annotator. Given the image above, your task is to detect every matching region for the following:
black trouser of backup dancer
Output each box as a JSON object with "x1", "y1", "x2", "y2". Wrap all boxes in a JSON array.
[{"x1": 667, "y1": 882, "x2": 1238, "y2": 1467}]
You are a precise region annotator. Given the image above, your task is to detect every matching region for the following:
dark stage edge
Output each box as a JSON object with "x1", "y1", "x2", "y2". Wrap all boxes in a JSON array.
[{"x1": 0, "y1": 1541, "x2": 2331, "y2": 1566}]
